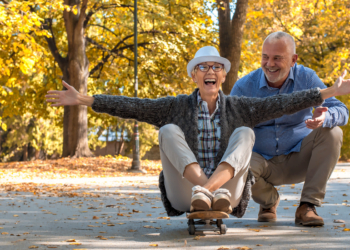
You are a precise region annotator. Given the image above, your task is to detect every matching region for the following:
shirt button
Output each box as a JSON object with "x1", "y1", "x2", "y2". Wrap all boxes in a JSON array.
[
  {"x1": 276, "y1": 149, "x2": 279, "y2": 152},
  {"x1": 276, "y1": 125, "x2": 279, "y2": 128},
  {"x1": 276, "y1": 138, "x2": 279, "y2": 141}
]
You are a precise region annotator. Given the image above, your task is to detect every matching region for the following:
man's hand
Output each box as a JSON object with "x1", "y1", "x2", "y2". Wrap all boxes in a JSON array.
[{"x1": 305, "y1": 107, "x2": 328, "y2": 129}]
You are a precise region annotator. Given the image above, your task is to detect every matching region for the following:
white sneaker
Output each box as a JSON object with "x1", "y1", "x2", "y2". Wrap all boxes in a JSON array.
[
  {"x1": 190, "y1": 186, "x2": 213, "y2": 212},
  {"x1": 212, "y1": 188, "x2": 232, "y2": 214}
]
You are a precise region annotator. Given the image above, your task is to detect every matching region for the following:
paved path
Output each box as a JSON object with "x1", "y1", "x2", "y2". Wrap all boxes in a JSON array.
[{"x1": 1, "y1": 164, "x2": 350, "y2": 250}]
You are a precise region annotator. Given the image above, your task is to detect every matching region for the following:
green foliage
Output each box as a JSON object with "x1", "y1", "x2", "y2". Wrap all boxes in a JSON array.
[{"x1": 1, "y1": 112, "x2": 63, "y2": 162}]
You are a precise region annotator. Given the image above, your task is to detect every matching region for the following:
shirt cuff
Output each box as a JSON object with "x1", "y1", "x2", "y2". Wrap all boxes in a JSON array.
[{"x1": 322, "y1": 111, "x2": 332, "y2": 128}]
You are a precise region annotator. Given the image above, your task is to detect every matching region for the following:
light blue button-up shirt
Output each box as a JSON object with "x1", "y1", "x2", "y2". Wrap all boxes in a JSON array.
[{"x1": 230, "y1": 63, "x2": 349, "y2": 160}]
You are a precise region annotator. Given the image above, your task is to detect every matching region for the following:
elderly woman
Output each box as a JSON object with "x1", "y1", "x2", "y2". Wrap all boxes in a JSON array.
[{"x1": 46, "y1": 46, "x2": 349, "y2": 218}]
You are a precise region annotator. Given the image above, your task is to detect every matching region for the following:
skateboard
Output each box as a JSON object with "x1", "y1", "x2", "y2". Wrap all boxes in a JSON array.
[{"x1": 186, "y1": 211, "x2": 229, "y2": 235}]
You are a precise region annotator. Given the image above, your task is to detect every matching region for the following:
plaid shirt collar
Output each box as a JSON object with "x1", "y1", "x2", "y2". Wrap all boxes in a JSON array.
[{"x1": 197, "y1": 91, "x2": 221, "y2": 119}]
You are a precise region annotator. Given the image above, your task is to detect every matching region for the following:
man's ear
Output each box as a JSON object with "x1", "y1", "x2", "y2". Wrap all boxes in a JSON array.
[{"x1": 291, "y1": 54, "x2": 298, "y2": 66}]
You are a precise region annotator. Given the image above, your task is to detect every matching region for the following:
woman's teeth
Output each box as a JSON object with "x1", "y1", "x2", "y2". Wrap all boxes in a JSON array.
[{"x1": 204, "y1": 79, "x2": 216, "y2": 85}]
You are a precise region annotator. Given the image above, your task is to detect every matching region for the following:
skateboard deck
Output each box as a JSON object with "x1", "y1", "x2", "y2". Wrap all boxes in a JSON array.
[
  {"x1": 187, "y1": 211, "x2": 229, "y2": 220},
  {"x1": 186, "y1": 211, "x2": 229, "y2": 235}
]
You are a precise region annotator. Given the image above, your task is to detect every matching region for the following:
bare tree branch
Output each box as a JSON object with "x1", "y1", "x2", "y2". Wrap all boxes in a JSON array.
[
  {"x1": 83, "y1": 2, "x2": 98, "y2": 28},
  {"x1": 42, "y1": 18, "x2": 66, "y2": 71},
  {"x1": 89, "y1": 24, "x2": 120, "y2": 38}
]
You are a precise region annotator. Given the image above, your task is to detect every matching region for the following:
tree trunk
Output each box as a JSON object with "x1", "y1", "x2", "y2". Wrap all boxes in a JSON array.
[
  {"x1": 217, "y1": 0, "x2": 249, "y2": 94},
  {"x1": 23, "y1": 143, "x2": 28, "y2": 161},
  {"x1": 106, "y1": 127, "x2": 109, "y2": 155},
  {"x1": 45, "y1": 0, "x2": 92, "y2": 158},
  {"x1": 118, "y1": 123, "x2": 126, "y2": 155}
]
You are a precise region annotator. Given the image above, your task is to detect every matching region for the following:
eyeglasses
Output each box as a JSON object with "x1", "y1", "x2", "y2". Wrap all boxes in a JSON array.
[{"x1": 196, "y1": 64, "x2": 224, "y2": 72}]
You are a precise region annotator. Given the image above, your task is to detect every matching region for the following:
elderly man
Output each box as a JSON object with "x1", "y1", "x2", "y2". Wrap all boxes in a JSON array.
[
  {"x1": 47, "y1": 46, "x2": 349, "y2": 221},
  {"x1": 231, "y1": 32, "x2": 349, "y2": 226}
]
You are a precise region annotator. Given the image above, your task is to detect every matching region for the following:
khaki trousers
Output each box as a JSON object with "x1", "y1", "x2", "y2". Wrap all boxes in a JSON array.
[
  {"x1": 159, "y1": 124, "x2": 255, "y2": 212},
  {"x1": 250, "y1": 126, "x2": 343, "y2": 208}
]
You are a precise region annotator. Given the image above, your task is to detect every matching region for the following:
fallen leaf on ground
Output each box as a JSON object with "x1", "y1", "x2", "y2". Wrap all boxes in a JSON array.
[
  {"x1": 150, "y1": 244, "x2": 158, "y2": 247},
  {"x1": 69, "y1": 242, "x2": 82, "y2": 245},
  {"x1": 144, "y1": 225, "x2": 154, "y2": 229},
  {"x1": 248, "y1": 229, "x2": 261, "y2": 232},
  {"x1": 28, "y1": 246, "x2": 38, "y2": 249},
  {"x1": 88, "y1": 225, "x2": 99, "y2": 227},
  {"x1": 1, "y1": 232, "x2": 9, "y2": 235},
  {"x1": 256, "y1": 244, "x2": 263, "y2": 246},
  {"x1": 157, "y1": 217, "x2": 170, "y2": 220},
  {"x1": 343, "y1": 228, "x2": 350, "y2": 231},
  {"x1": 93, "y1": 216, "x2": 99, "y2": 220},
  {"x1": 107, "y1": 224, "x2": 115, "y2": 226},
  {"x1": 66, "y1": 239, "x2": 76, "y2": 242},
  {"x1": 217, "y1": 247, "x2": 229, "y2": 249},
  {"x1": 128, "y1": 229, "x2": 137, "y2": 232},
  {"x1": 235, "y1": 247, "x2": 252, "y2": 250},
  {"x1": 334, "y1": 219, "x2": 345, "y2": 223},
  {"x1": 194, "y1": 235, "x2": 201, "y2": 240}
]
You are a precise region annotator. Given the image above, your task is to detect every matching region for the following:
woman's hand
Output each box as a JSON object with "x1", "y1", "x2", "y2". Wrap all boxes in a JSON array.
[
  {"x1": 46, "y1": 81, "x2": 80, "y2": 106},
  {"x1": 320, "y1": 70, "x2": 350, "y2": 100},
  {"x1": 333, "y1": 70, "x2": 350, "y2": 97}
]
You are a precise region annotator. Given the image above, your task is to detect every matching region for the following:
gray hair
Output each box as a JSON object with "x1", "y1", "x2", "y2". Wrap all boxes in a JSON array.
[{"x1": 264, "y1": 31, "x2": 296, "y2": 54}]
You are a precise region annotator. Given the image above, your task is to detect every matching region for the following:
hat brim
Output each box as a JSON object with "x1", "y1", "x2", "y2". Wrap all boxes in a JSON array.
[{"x1": 187, "y1": 56, "x2": 231, "y2": 77}]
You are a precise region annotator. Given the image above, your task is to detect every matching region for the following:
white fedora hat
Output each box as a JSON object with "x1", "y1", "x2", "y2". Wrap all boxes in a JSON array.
[{"x1": 187, "y1": 46, "x2": 231, "y2": 77}]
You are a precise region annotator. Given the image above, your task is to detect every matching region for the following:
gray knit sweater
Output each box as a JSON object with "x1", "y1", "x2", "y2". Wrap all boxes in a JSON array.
[{"x1": 92, "y1": 88, "x2": 323, "y2": 217}]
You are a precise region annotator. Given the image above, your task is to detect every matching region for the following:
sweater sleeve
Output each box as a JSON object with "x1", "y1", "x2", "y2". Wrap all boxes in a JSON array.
[
  {"x1": 91, "y1": 94, "x2": 174, "y2": 127},
  {"x1": 237, "y1": 88, "x2": 324, "y2": 127}
]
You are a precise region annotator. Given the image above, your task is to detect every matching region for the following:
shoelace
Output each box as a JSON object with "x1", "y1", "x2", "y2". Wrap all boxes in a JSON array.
[
  {"x1": 261, "y1": 207, "x2": 273, "y2": 213},
  {"x1": 306, "y1": 205, "x2": 319, "y2": 216}
]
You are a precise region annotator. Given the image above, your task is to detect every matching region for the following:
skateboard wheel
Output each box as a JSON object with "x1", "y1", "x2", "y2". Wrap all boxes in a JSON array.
[
  {"x1": 188, "y1": 224, "x2": 195, "y2": 235},
  {"x1": 220, "y1": 224, "x2": 227, "y2": 234},
  {"x1": 217, "y1": 219, "x2": 223, "y2": 227}
]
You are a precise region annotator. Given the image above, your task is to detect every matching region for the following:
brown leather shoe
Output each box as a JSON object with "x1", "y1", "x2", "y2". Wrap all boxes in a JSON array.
[
  {"x1": 295, "y1": 203, "x2": 324, "y2": 226},
  {"x1": 258, "y1": 196, "x2": 280, "y2": 222}
]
